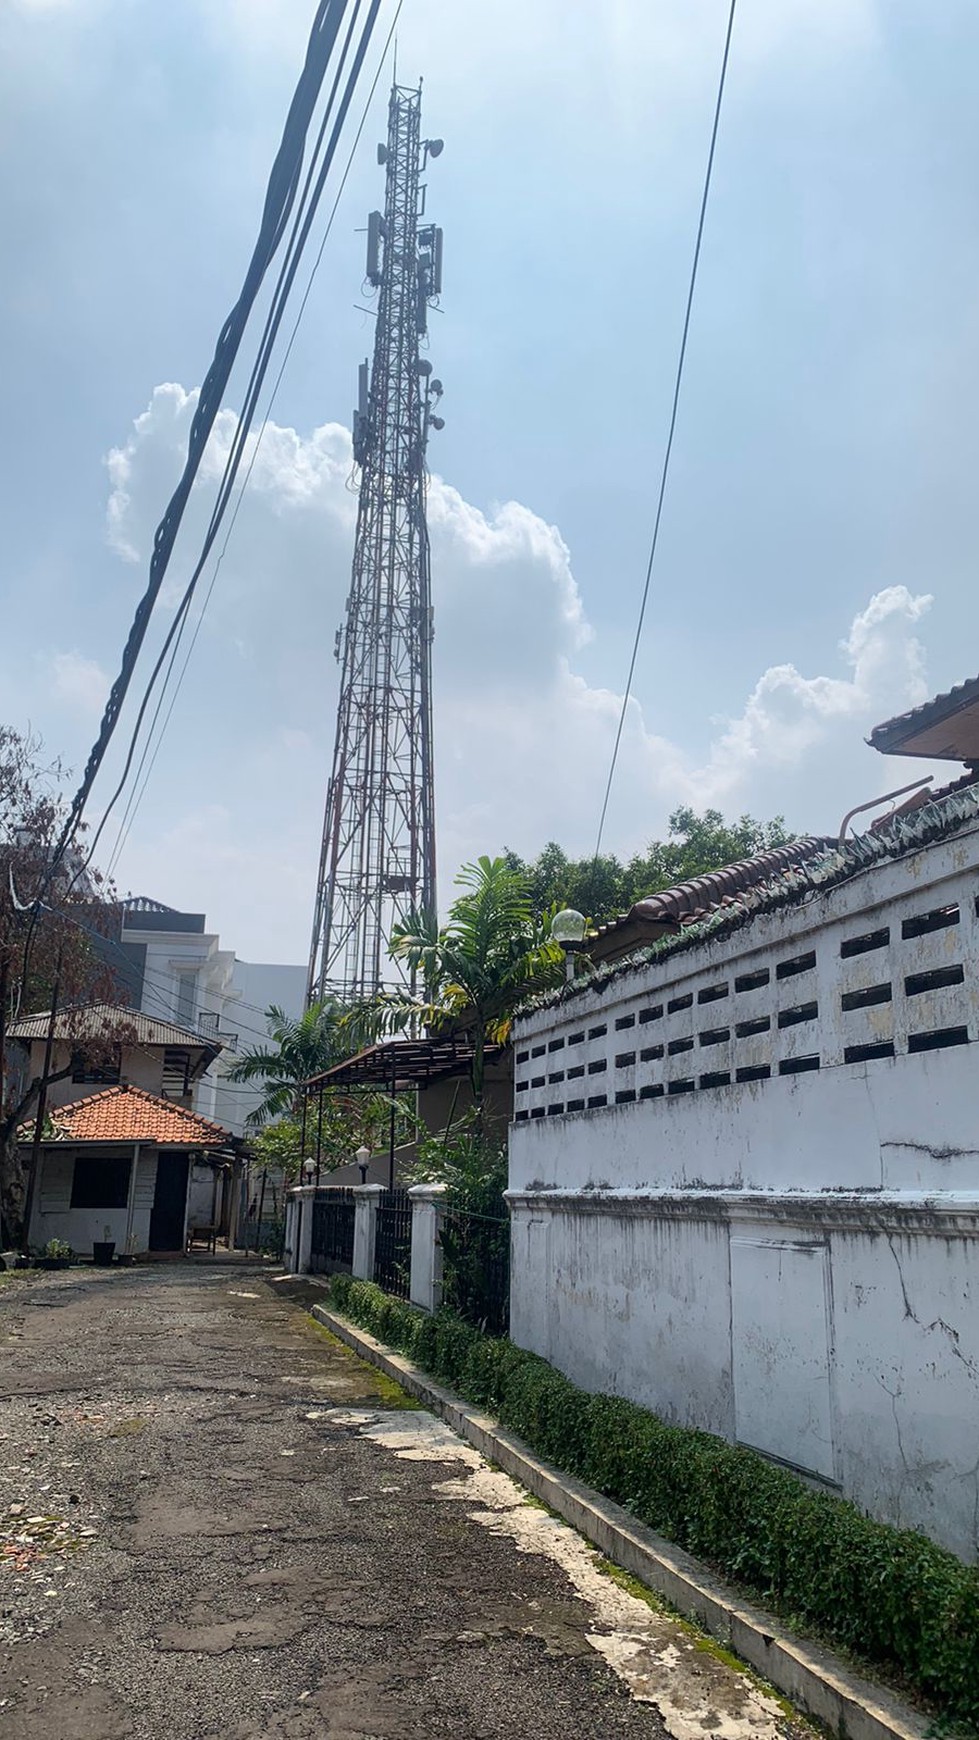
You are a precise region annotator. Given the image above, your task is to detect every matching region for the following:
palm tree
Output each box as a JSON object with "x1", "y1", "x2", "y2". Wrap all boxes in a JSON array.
[
  {"x1": 371, "y1": 856, "x2": 564, "y2": 1110},
  {"x1": 227, "y1": 1000, "x2": 345, "y2": 1126}
]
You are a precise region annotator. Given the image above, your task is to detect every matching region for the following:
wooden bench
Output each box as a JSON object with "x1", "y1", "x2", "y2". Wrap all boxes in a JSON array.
[{"x1": 187, "y1": 1224, "x2": 218, "y2": 1254}]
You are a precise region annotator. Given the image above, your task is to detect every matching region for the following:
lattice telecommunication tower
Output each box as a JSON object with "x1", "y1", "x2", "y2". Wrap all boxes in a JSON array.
[{"x1": 306, "y1": 82, "x2": 445, "y2": 1006}]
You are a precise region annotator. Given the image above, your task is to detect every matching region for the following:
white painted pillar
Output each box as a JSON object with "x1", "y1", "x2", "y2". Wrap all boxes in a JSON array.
[
  {"x1": 284, "y1": 1186, "x2": 316, "y2": 1274},
  {"x1": 296, "y1": 1184, "x2": 316, "y2": 1274},
  {"x1": 283, "y1": 1190, "x2": 299, "y2": 1271},
  {"x1": 409, "y1": 1183, "x2": 447, "y2": 1313},
  {"x1": 352, "y1": 1184, "x2": 385, "y2": 1281}
]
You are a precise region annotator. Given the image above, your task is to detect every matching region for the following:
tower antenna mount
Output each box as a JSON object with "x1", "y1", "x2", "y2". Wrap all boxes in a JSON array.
[{"x1": 307, "y1": 82, "x2": 445, "y2": 1009}]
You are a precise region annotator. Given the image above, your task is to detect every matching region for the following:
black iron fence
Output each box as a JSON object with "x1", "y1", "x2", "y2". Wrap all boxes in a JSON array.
[
  {"x1": 439, "y1": 1207, "x2": 510, "y2": 1336},
  {"x1": 373, "y1": 1188, "x2": 412, "y2": 1300},
  {"x1": 310, "y1": 1188, "x2": 356, "y2": 1274},
  {"x1": 237, "y1": 1168, "x2": 285, "y2": 1257}
]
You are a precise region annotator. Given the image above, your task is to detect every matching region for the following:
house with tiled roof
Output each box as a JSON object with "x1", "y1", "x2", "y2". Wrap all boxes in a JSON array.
[
  {"x1": 6, "y1": 1003, "x2": 222, "y2": 1113},
  {"x1": 19, "y1": 1083, "x2": 237, "y2": 1260},
  {"x1": 7, "y1": 1004, "x2": 243, "y2": 1259},
  {"x1": 508, "y1": 679, "x2": 979, "y2": 1563}
]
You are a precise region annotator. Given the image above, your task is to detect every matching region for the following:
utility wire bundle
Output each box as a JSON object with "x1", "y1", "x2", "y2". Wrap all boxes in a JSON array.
[{"x1": 42, "y1": 0, "x2": 389, "y2": 899}]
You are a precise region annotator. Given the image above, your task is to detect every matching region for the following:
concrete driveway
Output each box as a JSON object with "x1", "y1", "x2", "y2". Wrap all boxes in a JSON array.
[{"x1": 0, "y1": 1265, "x2": 808, "y2": 1739}]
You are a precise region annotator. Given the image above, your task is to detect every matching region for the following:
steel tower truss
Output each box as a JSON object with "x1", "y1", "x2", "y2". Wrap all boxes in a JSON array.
[{"x1": 307, "y1": 83, "x2": 444, "y2": 1006}]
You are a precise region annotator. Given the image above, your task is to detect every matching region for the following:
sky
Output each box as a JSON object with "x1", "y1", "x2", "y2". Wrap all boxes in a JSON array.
[{"x1": 2, "y1": 0, "x2": 979, "y2": 961}]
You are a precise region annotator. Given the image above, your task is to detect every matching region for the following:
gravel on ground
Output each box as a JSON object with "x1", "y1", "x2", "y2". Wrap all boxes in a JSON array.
[{"x1": 0, "y1": 1263, "x2": 810, "y2": 1740}]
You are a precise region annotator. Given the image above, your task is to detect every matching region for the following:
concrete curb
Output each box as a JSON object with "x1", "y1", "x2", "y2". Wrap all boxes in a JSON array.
[{"x1": 310, "y1": 1301, "x2": 928, "y2": 1740}]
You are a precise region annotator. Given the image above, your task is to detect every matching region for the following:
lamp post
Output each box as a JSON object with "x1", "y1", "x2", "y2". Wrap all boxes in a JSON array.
[
  {"x1": 302, "y1": 1157, "x2": 316, "y2": 1183},
  {"x1": 356, "y1": 1145, "x2": 370, "y2": 1185},
  {"x1": 551, "y1": 908, "x2": 586, "y2": 982}
]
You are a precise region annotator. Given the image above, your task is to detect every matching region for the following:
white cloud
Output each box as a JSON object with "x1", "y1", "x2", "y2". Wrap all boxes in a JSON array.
[
  {"x1": 687, "y1": 586, "x2": 932, "y2": 804},
  {"x1": 47, "y1": 650, "x2": 109, "y2": 718},
  {"x1": 103, "y1": 384, "x2": 937, "y2": 955}
]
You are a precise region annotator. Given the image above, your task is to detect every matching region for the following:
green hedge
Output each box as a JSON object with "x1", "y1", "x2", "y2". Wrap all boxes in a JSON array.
[{"x1": 329, "y1": 1273, "x2": 979, "y2": 1732}]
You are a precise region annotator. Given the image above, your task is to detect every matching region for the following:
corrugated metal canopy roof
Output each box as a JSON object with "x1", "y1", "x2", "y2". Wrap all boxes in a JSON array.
[{"x1": 304, "y1": 1036, "x2": 502, "y2": 1092}]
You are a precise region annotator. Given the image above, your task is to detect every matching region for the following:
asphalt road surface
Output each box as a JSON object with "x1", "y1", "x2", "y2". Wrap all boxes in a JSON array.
[{"x1": 0, "y1": 1264, "x2": 808, "y2": 1740}]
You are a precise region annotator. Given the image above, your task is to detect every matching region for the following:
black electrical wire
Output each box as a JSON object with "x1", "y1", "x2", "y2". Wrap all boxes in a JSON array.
[
  {"x1": 105, "y1": 0, "x2": 403, "y2": 882},
  {"x1": 80, "y1": 0, "x2": 387, "y2": 880},
  {"x1": 41, "y1": 0, "x2": 358, "y2": 895},
  {"x1": 593, "y1": 0, "x2": 738, "y2": 861},
  {"x1": 100, "y1": 0, "x2": 373, "y2": 878}
]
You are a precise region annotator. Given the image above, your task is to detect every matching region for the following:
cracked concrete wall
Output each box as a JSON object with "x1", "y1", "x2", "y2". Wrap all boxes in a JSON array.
[
  {"x1": 509, "y1": 1194, "x2": 979, "y2": 1560},
  {"x1": 830, "y1": 1224, "x2": 979, "y2": 1556},
  {"x1": 519, "y1": 1206, "x2": 735, "y2": 1437},
  {"x1": 509, "y1": 823, "x2": 979, "y2": 1563}
]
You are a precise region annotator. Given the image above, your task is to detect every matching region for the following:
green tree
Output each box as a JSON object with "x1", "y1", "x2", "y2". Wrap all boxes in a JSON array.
[
  {"x1": 368, "y1": 855, "x2": 563, "y2": 1111},
  {"x1": 0, "y1": 728, "x2": 122, "y2": 1245},
  {"x1": 227, "y1": 1001, "x2": 347, "y2": 1126},
  {"x1": 622, "y1": 805, "x2": 793, "y2": 901},
  {"x1": 247, "y1": 1097, "x2": 399, "y2": 1180}
]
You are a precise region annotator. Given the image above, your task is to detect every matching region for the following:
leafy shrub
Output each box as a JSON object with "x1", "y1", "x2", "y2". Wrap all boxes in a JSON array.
[{"x1": 328, "y1": 1273, "x2": 979, "y2": 1732}]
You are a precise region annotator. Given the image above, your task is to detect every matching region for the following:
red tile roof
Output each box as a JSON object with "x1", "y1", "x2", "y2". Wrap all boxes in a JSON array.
[
  {"x1": 589, "y1": 837, "x2": 831, "y2": 963},
  {"x1": 21, "y1": 1085, "x2": 232, "y2": 1149}
]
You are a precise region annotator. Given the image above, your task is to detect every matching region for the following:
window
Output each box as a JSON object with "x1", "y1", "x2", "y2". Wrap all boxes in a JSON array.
[
  {"x1": 175, "y1": 970, "x2": 198, "y2": 1026},
  {"x1": 71, "y1": 1154, "x2": 131, "y2": 1209},
  {"x1": 162, "y1": 1049, "x2": 191, "y2": 1098},
  {"x1": 71, "y1": 1049, "x2": 121, "y2": 1086}
]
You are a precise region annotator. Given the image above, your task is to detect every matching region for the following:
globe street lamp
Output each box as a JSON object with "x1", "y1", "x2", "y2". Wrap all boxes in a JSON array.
[
  {"x1": 356, "y1": 1145, "x2": 371, "y2": 1185},
  {"x1": 551, "y1": 908, "x2": 586, "y2": 982}
]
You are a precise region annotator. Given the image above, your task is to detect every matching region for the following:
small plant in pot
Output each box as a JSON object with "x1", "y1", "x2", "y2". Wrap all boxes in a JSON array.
[
  {"x1": 39, "y1": 1237, "x2": 73, "y2": 1270},
  {"x1": 92, "y1": 1226, "x2": 116, "y2": 1267}
]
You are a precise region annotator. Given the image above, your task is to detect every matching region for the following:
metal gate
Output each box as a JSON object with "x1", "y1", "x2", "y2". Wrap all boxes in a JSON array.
[
  {"x1": 310, "y1": 1188, "x2": 356, "y2": 1274},
  {"x1": 439, "y1": 1207, "x2": 510, "y2": 1336},
  {"x1": 373, "y1": 1188, "x2": 412, "y2": 1299}
]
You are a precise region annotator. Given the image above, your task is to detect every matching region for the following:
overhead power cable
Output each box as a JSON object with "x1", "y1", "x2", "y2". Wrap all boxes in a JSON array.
[
  {"x1": 104, "y1": 0, "x2": 404, "y2": 883},
  {"x1": 41, "y1": 0, "x2": 378, "y2": 896},
  {"x1": 593, "y1": 0, "x2": 738, "y2": 861},
  {"x1": 81, "y1": 0, "x2": 387, "y2": 879}
]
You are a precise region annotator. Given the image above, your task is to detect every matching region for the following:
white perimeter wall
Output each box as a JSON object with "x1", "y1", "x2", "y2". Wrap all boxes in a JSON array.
[{"x1": 509, "y1": 820, "x2": 979, "y2": 1562}]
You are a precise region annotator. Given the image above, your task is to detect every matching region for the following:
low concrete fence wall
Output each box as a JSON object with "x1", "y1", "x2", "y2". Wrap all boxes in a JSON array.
[
  {"x1": 507, "y1": 1185, "x2": 979, "y2": 1564},
  {"x1": 285, "y1": 1182, "x2": 447, "y2": 1313}
]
